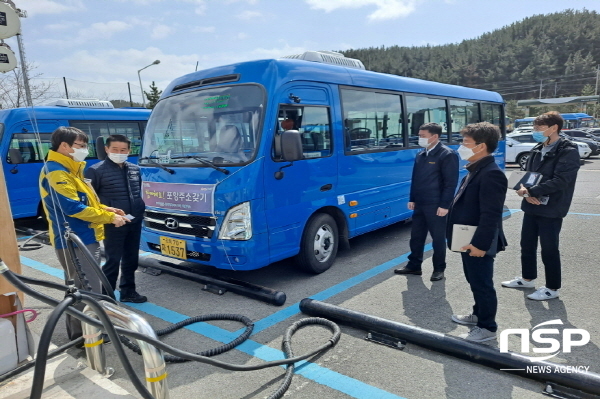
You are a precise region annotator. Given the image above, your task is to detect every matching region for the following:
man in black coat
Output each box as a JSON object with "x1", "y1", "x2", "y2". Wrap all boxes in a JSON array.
[
  {"x1": 502, "y1": 112, "x2": 580, "y2": 301},
  {"x1": 85, "y1": 134, "x2": 147, "y2": 303},
  {"x1": 448, "y1": 122, "x2": 507, "y2": 342},
  {"x1": 395, "y1": 123, "x2": 459, "y2": 281}
]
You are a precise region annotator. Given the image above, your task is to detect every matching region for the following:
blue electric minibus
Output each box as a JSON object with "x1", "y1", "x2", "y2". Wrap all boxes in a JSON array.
[
  {"x1": 0, "y1": 99, "x2": 150, "y2": 218},
  {"x1": 139, "y1": 52, "x2": 505, "y2": 273}
]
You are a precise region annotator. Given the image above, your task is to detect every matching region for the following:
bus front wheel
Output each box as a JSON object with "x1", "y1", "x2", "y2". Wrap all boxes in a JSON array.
[{"x1": 295, "y1": 213, "x2": 339, "y2": 274}]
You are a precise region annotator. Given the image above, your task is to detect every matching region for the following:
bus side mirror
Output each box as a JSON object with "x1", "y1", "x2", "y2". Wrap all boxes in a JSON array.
[
  {"x1": 8, "y1": 148, "x2": 23, "y2": 164},
  {"x1": 280, "y1": 130, "x2": 302, "y2": 162},
  {"x1": 96, "y1": 136, "x2": 107, "y2": 160}
]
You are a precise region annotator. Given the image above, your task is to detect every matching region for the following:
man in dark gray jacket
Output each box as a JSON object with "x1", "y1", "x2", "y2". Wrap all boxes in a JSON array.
[
  {"x1": 85, "y1": 135, "x2": 147, "y2": 303},
  {"x1": 502, "y1": 112, "x2": 580, "y2": 301}
]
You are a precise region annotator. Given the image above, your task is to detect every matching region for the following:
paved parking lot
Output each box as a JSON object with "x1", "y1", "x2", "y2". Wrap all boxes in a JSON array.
[{"x1": 4, "y1": 158, "x2": 600, "y2": 399}]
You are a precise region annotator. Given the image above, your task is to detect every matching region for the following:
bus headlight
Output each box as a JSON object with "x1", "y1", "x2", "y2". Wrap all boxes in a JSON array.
[{"x1": 218, "y1": 202, "x2": 252, "y2": 240}]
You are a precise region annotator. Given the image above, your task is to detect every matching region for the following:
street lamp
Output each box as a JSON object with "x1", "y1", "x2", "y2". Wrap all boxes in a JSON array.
[{"x1": 137, "y1": 60, "x2": 160, "y2": 107}]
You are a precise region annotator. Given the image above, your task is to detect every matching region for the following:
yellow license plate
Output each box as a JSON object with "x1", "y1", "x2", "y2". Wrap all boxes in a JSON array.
[{"x1": 159, "y1": 236, "x2": 187, "y2": 260}]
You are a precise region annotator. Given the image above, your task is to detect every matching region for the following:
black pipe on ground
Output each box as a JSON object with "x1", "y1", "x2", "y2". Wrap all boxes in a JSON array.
[
  {"x1": 137, "y1": 257, "x2": 286, "y2": 306},
  {"x1": 299, "y1": 298, "x2": 600, "y2": 396}
]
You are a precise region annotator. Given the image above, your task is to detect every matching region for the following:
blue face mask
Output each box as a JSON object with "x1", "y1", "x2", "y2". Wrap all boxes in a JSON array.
[{"x1": 532, "y1": 129, "x2": 548, "y2": 143}]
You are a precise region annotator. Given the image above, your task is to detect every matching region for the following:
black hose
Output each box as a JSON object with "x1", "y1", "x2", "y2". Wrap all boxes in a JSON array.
[
  {"x1": 1, "y1": 265, "x2": 340, "y2": 371},
  {"x1": 30, "y1": 295, "x2": 76, "y2": 399},
  {"x1": 267, "y1": 317, "x2": 341, "y2": 399},
  {"x1": 79, "y1": 294, "x2": 154, "y2": 399},
  {"x1": 18, "y1": 231, "x2": 47, "y2": 251},
  {"x1": 0, "y1": 338, "x2": 84, "y2": 383},
  {"x1": 119, "y1": 313, "x2": 254, "y2": 363},
  {"x1": 1, "y1": 263, "x2": 341, "y2": 398},
  {"x1": 17, "y1": 274, "x2": 119, "y2": 305}
]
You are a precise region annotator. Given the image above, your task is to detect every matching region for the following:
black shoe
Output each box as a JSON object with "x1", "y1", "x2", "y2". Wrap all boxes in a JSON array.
[
  {"x1": 120, "y1": 291, "x2": 148, "y2": 303},
  {"x1": 430, "y1": 271, "x2": 445, "y2": 281},
  {"x1": 394, "y1": 267, "x2": 422, "y2": 275}
]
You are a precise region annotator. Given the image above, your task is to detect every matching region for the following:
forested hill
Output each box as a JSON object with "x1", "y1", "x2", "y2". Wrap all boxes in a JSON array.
[{"x1": 341, "y1": 9, "x2": 600, "y2": 102}]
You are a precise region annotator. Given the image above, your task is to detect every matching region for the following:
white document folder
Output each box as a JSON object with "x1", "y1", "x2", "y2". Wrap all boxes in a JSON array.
[{"x1": 450, "y1": 224, "x2": 477, "y2": 252}]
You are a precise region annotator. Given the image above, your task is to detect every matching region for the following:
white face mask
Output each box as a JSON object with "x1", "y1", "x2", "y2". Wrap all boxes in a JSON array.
[
  {"x1": 457, "y1": 144, "x2": 479, "y2": 161},
  {"x1": 108, "y1": 153, "x2": 129, "y2": 164},
  {"x1": 70, "y1": 147, "x2": 89, "y2": 162},
  {"x1": 418, "y1": 137, "x2": 431, "y2": 148}
]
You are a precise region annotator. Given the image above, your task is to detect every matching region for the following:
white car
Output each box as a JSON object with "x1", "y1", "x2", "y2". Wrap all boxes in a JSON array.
[
  {"x1": 505, "y1": 137, "x2": 536, "y2": 169},
  {"x1": 506, "y1": 133, "x2": 590, "y2": 169}
]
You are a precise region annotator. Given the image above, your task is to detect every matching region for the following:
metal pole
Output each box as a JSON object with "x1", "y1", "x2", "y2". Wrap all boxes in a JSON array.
[
  {"x1": 539, "y1": 79, "x2": 543, "y2": 99},
  {"x1": 127, "y1": 82, "x2": 133, "y2": 107},
  {"x1": 137, "y1": 60, "x2": 160, "y2": 109},
  {"x1": 82, "y1": 300, "x2": 170, "y2": 398},
  {"x1": 63, "y1": 77, "x2": 69, "y2": 99},
  {"x1": 15, "y1": 32, "x2": 32, "y2": 107},
  {"x1": 595, "y1": 64, "x2": 599, "y2": 96},
  {"x1": 138, "y1": 70, "x2": 145, "y2": 107}
]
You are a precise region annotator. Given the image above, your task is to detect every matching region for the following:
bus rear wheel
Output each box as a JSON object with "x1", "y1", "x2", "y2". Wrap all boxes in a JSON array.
[{"x1": 295, "y1": 213, "x2": 339, "y2": 274}]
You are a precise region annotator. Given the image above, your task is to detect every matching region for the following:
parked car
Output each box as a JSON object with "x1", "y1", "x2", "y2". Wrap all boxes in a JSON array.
[
  {"x1": 508, "y1": 132, "x2": 591, "y2": 164},
  {"x1": 563, "y1": 129, "x2": 600, "y2": 142},
  {"x1": 560, "y1": 132, "x2": 599, "y2": 156},
  {"x1": 505, "y1": 137, "x2": 536, "y2": 170}
]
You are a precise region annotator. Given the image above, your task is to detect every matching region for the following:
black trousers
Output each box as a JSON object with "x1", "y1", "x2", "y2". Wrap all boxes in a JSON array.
[
  {"x1": 103, "y1": 222, "x2": 142, "y2": 294},
  {"x1": 461, "y1": 252, "x2": 497, "y2": 332},
  {"x1": 520, "y1": 213, "x2": 563, "y2": 290},
  {"x1": 407, "y1": 203, "x2": 447, "y2": 272}
]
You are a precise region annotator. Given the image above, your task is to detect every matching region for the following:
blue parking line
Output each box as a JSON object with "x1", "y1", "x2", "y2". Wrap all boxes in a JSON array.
[
  {"x1": 20, "y1": 256, "x2": 65, "y2": 280},
  {"x1": 19, "y1": 255, "x2": 406, "y2": 399}
]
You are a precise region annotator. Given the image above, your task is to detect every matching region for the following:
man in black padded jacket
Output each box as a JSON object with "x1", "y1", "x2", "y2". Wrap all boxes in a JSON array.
[{"x1": 86, "y1": 134, "x2": 147, "y2": 303}]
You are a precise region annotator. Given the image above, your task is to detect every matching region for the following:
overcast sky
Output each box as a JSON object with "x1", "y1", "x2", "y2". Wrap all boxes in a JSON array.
[{"x1": 4, "y1": 0, "x2": 600, "y2": 103}]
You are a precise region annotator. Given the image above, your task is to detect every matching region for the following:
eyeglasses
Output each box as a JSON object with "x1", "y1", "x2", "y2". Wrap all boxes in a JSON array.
[{"x1": 72, "y1": 142, "x2": 88, "y2": 149}]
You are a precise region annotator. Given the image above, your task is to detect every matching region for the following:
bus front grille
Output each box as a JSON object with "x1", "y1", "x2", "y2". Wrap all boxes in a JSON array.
[{"x1": 144, "y1": 211, "x2": 216, "y2": 238}]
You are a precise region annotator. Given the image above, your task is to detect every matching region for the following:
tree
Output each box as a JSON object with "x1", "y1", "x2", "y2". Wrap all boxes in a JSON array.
[
  {"x1": 144, "y1": 81, "x2": 162, "y2": 109},
  {"x1": 0, "y1": 63, "x2": 53, "y2": 109}
]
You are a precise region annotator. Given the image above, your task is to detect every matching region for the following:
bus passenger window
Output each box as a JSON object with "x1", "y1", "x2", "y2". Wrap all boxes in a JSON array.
[
  {"x1": 340, "y1": 89, "x2": 404, "y2": 153},
  {"x1": 481, "y1": 103, "x2": 504, "y2": 131},
  {"x1": 406, "y1": 95, "x2": 447, "y2": 145},
  {"x1": 449, "y1": 100, "x2": 480, "y2": 142}
]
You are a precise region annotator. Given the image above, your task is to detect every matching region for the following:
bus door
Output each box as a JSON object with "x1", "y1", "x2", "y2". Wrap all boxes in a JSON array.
[
  {"x1": 264, "y1": 84, "x2": 337, "y2": 260},
  {"x1": 3, "y1": 121, "x2": 58, "y2": 218}
]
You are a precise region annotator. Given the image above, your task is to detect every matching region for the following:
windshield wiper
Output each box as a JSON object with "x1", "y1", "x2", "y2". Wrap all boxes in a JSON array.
[
  {"x1": 171, "y1": 156, "x2": 230, "y2": 175},
  {"x1": 138, "y1": 157, "x2": 175, "y2": 174}
]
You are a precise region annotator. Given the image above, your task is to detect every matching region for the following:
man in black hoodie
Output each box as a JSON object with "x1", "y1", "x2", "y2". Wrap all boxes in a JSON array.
[
  {"x1": 86, "y1": 135, "x2": 147, "y2": 303},
  {"x1": 502, "y1": 112, "x2": 580, "y2": 301}
]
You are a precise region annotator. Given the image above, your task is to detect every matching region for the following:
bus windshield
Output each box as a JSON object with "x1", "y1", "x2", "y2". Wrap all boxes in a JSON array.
[{"x1": 141, "y1": 84, "x2": 264, "y2": 165}]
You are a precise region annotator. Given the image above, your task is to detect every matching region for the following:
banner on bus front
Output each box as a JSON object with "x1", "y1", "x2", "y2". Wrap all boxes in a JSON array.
[{"x1": 142, "y1": 181, "x2": 215, "y2": 214}]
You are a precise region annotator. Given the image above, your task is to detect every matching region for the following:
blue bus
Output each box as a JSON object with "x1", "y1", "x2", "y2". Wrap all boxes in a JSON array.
[
  {"x1": 515, "y1": 113, "x2": 597, "y2": 130},
  {"x1": 139, "y1": 52, "x2": 505, "y2": 273},
  {"x1": 561, "y1": 113, "x2": 596, "y2": 129},
  {"x1": 0, "y1": 99, "x2": 151, "y2": 219}
]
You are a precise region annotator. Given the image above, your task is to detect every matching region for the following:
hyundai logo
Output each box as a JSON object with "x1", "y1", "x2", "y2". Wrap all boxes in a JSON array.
[{"x1": 164, "y1": 217, "x2": 179, "y2": 230}]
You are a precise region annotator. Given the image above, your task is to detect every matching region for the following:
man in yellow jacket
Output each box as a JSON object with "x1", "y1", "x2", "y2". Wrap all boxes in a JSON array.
[{"x1": 40, "y1": 126, "x2": 130, "y2": 340}]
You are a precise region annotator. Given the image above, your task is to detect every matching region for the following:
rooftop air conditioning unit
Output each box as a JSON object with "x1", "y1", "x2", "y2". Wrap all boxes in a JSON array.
[
  {"x1": 46, "y1": 99, "x2": 114, "y2": 109},
  {"x1": 281, "y1": 51, "x2": 365, "y2": 70}
]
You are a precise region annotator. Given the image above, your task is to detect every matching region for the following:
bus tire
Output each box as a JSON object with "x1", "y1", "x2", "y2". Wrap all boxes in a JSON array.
[{"x1": 295, "y1": 213, "x2": 339, "y2": 274}]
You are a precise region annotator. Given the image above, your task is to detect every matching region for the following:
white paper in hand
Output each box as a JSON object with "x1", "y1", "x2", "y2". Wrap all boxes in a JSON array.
[
  {"x1": 450, "y1": 224, "x2": 477, "y2": 252},
  {"x1": 124, "y1": 214, "x2": 135, "y2": 221}
]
